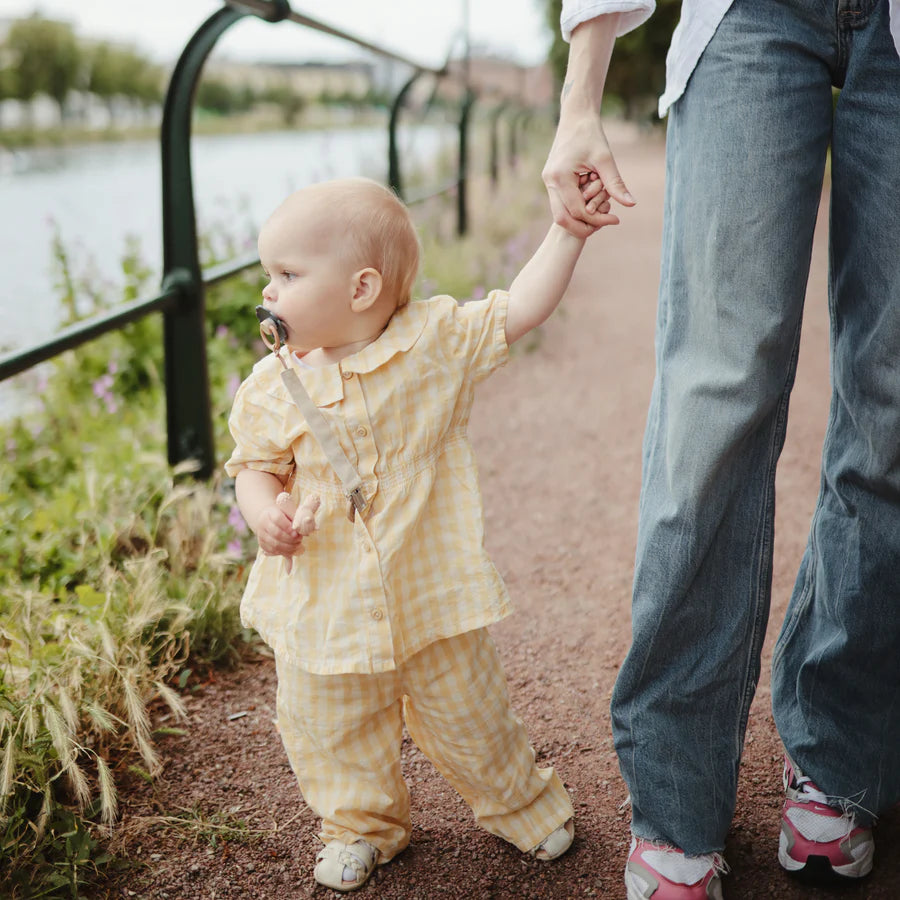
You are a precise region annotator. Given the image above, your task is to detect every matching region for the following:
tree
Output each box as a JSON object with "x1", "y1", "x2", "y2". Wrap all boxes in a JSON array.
[
  {"x1": 129, "y1": 56, "x2": 164, "y2": 108},
  {"x1": 5, "y1": 15, "x2": 81, "y2": 116},
  {"x1": 196, "y1": 78, "x2": 256, "y2": 116},
  {"x1": 0, "y1": 65, "x2": 14, "y2": 102},
  {"x1": 260, "y1": 84, "x2": 306, "y2": 126},
  {"x1": 88, "y1": 42, "x2": 163, "y2": 109},
  {"x1": 87, "y1": 42, "x2": 126, "y2": 104}
]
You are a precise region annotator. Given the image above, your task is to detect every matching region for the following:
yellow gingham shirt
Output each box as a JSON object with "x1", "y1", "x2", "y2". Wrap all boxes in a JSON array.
[{"x1": 225, "y1": 291, "x2": 513, "y2": 674}]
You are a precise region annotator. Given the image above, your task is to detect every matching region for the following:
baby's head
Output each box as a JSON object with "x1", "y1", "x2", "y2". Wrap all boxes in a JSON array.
[{"x1": 257, "y1": 178, "x2": 420, "y2": 357}]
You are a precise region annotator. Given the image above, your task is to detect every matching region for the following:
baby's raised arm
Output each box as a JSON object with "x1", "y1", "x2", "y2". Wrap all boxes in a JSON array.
[{"x1": 504, "y1": 181, "x2": 610, "y2": 345}]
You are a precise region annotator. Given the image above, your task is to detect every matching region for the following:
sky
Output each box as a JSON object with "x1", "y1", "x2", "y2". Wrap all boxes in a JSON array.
[{"x1": 0, "y1": 0, "x2": 555, "y2": 69}]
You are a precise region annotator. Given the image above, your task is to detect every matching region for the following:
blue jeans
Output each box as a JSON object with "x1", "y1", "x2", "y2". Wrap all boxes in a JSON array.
[{"x1": 610, "y1": 0, "x2": 900, "y2": 855}]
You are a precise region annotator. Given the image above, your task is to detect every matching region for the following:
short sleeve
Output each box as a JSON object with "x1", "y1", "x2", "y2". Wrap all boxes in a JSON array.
[
  {"x1": 224, "y1": 374, "x2": 295, "y2": 479},
  {"x1": 436, "y1": 290, "x2": 510, "y2": 384}
]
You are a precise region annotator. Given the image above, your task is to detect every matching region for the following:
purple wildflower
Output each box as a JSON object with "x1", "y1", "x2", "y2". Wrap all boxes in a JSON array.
[
  {"x1": 228, "y1": 505, "x2": 248, "y2": 534},
  {"x1": 92, "y1": 373, "x2": 113, "y2": 399},
  {"x1": 92, "y1": 373, "x2": 118, "y2": 414}
]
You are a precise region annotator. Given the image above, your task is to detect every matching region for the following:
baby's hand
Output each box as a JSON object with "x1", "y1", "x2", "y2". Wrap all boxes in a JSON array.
[
  {"x1": 261, "y1": 492, "x2": 320, "y2": 573},
  {"x1": 287, "y1": 493, "x2": 320, "y2": 537},
  {"x1": 256, "y1": 501, "x2": 303, "y2": 560},
  {"x1": 578, "y1": 172, "x2": 612, "y2": 232}
]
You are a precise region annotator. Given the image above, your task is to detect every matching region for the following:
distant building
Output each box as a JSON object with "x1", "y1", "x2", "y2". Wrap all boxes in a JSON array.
[
  {"x1": 453, "y1": 55, "x2": 554, "y2": 108},
  {"x1": 204, "y1": 59, "x2": 375, "y2": 100},
  {"x1": 204, "y1": 54, "x2": 552, "y2": 108},
  {"x1": 0, "y1": 37, "x2": 551, "y2": 134}
]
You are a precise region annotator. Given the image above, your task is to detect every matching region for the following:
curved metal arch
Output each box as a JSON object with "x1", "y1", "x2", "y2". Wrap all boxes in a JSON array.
[
  {"x1": 388, "y1": 71, "x2": 427, "y2": 199},
  {"x1": 159, "y1": 1, "x2": 289, "y2": 476}
]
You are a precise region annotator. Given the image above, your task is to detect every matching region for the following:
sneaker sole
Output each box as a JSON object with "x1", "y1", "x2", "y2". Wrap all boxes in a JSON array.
[
  {"x1": 625, "y1": 869, "x2": 722, "y2": 900},
  {"x1": 778, "y1": 831, "x2": 874, "y2": 881},
  {"x1": 624, "y1": 871, "x2": 651, "y2": 900}
]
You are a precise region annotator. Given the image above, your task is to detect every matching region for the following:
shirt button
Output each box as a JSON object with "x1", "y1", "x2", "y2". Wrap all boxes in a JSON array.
[
  {"x1": 371, "y1": 608, "x2": 384, "y2": 621},
  {"x1": 361, "y1": 541, "x2": 373, "y2": 553},
  {"x1": 355, "y1": 425, "x2": 368, "y2": 437},
  {"x1": 342, "y1": 370, "x2": 354, "y2": 380}
]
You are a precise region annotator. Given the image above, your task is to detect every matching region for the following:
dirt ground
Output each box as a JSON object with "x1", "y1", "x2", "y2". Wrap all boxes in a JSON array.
[{"x1": 101, "y1": 126, "x2": 899, "y2": 899}]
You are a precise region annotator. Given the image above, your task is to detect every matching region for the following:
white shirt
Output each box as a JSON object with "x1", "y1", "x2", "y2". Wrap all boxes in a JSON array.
[{"x1": 561, "y1": 0, "x2": 900, "y2": 116}]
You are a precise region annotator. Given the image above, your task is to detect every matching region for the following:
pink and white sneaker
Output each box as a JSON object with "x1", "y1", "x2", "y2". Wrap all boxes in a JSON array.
[
  {"x1": 625, "y1": 837, "x2": 725, "y2": 899},
  {"x1": 779, "y1": 755, "x2": 874, "y2": 880}
]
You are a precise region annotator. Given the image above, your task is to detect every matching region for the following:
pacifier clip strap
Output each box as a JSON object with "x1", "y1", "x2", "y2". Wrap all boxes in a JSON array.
[{"x1": 280, "y1": 368, "x2": 367, "y2": 522}]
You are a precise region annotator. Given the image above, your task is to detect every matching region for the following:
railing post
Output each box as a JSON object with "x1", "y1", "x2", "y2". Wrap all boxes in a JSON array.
[
  {"x1": 489, "y1": 103, "x2": 507, "y2": 187},
  {"x1": 518, "y1": 110, "x2": 534, "y2": 157},
  {"x1": 456, "y1": 90, "x2": 475, "y2": 236},
  {"x1": 508, "y1": 107, "x2": 520, "y2": 168},
  {"x1": 388, "y1": 71, "x2": 424, "y2": 199},
  {"x1": 160, "y1": 1, "x2": 289, "y2": 479}
]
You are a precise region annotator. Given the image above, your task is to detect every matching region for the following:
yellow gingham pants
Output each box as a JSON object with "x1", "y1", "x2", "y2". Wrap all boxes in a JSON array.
[{"x1": 275, "y1": 627, "x2": 573, "y2": 860}]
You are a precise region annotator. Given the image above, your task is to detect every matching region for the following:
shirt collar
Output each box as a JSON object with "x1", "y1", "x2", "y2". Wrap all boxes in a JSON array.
[{"x1": 259, "y1": 299, "x2": 429, "y2": 408}]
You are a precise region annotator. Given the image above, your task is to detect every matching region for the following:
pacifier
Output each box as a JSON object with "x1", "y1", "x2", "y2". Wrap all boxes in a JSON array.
[{"x1": 255, "y1": 305, "x2": 289, "y2": 352}]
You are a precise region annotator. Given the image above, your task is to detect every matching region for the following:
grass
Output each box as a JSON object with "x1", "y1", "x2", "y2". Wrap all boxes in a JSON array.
[
  {"x1": 0, "y1": 136, "x2": 554, "y2": 897},
  {"x1": 125, "y1": 803, "x2": 269, "y2": 849}
]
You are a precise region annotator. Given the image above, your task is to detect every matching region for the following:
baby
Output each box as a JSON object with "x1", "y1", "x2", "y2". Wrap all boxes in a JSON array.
[{"x1": 226, "y1": 176, "x2": 610, "y2": 891}]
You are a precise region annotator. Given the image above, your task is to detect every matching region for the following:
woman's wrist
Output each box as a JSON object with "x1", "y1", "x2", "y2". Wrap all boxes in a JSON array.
[{"x1": 563, "y1": 14, "x2": 620, "y2": 112}]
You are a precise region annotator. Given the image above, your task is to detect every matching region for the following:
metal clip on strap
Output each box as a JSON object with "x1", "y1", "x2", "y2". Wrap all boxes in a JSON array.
[
  {"x1": 280, "y1": 368, "x2": 366, "y2": 522},
  {"x1": 348, "y1": 485, "x2": 367, "y2": 515}
]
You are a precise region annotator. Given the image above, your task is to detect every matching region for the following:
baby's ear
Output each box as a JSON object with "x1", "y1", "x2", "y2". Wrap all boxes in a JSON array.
[{"x1": 350, "y1": 267, "x2": 383, "y2": 312}]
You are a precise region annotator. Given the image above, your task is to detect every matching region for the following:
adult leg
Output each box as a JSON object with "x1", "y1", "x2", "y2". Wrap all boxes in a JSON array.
[
  {"x1": 772, "y1": 0, "x2": 900, "y2": 824},
  {"x1": 402, "y1": 629, "x2": 574, "y2": 852},
  {"x1": 611, "y1": 0, "x2": 834, "y2": 854},
  {"x1": 274, "y1": 657, "x2": 411, "y2": 860}
]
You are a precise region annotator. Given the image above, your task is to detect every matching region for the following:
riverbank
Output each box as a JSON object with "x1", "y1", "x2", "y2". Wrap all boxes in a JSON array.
[{"x1": 0, "y1": 104, "x2": 430, "y2": 151}]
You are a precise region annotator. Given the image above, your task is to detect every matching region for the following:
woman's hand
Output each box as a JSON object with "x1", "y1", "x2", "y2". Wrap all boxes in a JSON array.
[
  {"x1": 543, "y1": 106, "x2": 633, "y2": 237},
  {"x1": 542, "y1": 14, "x2": 636, "y2": 237}
]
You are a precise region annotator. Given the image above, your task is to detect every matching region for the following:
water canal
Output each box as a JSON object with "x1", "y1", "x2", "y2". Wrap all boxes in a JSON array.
[{"x1": 1, "y1": 123, "x2": 454, "y2": 353}]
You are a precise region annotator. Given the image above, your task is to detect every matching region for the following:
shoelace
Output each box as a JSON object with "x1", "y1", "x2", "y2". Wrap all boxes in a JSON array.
[
  {"x1": 792, "y1": 772, "x2": 830, "y2": 805},
  {"x1": 788, "y1": 769, "x2": 861, "y2": 844}
]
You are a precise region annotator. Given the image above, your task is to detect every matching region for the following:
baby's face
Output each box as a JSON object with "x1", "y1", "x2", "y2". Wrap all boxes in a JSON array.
[{"x1": 257, "y1": 206, "x2": 357, "y2": 355}]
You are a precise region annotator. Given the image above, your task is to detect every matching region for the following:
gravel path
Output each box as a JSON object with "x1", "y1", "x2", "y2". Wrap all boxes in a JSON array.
[{"x1": 103, "y1": 125, "x2": 899, "y2": 899}]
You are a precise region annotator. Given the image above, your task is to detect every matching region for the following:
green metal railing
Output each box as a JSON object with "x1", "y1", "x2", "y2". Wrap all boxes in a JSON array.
[{"x1": 0, "y1": 0, "x2": 540, "y2": 478}]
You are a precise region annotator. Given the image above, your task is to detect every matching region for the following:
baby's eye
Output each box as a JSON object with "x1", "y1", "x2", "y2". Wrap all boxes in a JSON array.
[{"x1": 282, "y1": 271, "x2": 297, "y2": 282}]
